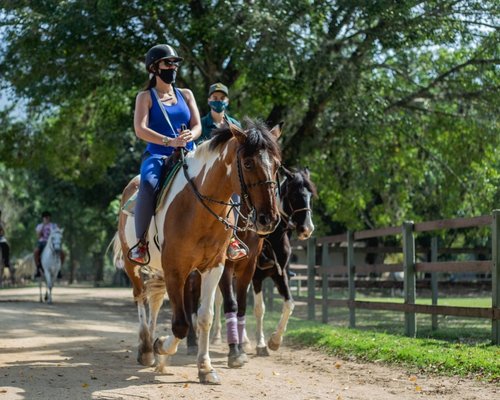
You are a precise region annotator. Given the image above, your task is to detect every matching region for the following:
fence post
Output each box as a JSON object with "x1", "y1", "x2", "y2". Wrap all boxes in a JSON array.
[
  {"x1": 321, "y1": 243, "x2": 330, "y2": 324},
  {"x1": 347, "y1": 231, "x2": 355, "y2": 328},
  {"x1": 431, "y1": 236, "x2": 439, "y2": 331},
  {"x1": 403, "y1": 221, "x2": 416, "y2": 337},
  {"x1": 307, "y1": 236, "x2": 317, "y2": 320},
  {"x1": 492, "y1": 210, "x2": 500, "y2": 345}
]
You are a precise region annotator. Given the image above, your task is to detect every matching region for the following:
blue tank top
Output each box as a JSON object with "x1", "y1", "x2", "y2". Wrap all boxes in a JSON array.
[{"x1": 145, "y1": 87, "x2": 193, "y2": 156}]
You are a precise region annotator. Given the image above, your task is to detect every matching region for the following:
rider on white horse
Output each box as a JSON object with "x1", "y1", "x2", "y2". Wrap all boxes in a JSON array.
[{"x1": 34, "y1": 211, "x2": 65, "y2": 278}]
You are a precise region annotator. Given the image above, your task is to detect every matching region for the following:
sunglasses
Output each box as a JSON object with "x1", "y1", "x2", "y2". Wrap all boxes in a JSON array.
[{"x1": 161, "y1": 59, "x2": 181, "y2": 67}]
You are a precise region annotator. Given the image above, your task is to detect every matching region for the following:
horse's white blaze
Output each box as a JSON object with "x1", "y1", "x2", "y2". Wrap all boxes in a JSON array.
[
  {"x1": 299, "y1": 191, "x2": 315, "y2": 240},
  {"x1": 260, "y1": 150, "x2": 274, "y2": 181},
  {"x1": 254, "y1": 290, "x2": 266, "y2": 348},
  {"x1": 197, "y1": 263, "x2": 224, "y2": 372}
]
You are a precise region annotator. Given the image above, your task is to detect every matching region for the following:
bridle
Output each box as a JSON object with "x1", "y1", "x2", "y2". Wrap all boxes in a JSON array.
[
  {"x1": 279, "y1": 173, "x2": 313, "y2": 231},
  {"x1": 181, "y1": 145, "x2": 278, "y2": 232}
]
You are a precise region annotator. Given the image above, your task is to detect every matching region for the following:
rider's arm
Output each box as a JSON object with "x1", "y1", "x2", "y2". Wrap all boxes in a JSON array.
[
  {"x1": 133, "y1": 91, "x2": 168, "y2": 146},
  {"x1": 180, "y1": 88, "x2": 202, "y2": 141}
]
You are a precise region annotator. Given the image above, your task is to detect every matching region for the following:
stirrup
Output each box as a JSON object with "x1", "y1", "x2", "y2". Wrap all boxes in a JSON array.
[
  {"x1": 227, "y1": 236, "x2": 249, "y2": 261},
  {"x1": 127, "y1": 240, "x2": 150, "y2": 266}
]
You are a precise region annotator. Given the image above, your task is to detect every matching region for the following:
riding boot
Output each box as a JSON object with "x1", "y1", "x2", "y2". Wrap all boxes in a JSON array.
[{"x1": 35, "y1": 263, "x2": 43, "y2": 278}]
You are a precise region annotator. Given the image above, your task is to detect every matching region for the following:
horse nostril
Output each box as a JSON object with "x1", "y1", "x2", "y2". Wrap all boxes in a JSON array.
[{"x1": 258, "y1": 213, "x2": 270, "y2": 226}]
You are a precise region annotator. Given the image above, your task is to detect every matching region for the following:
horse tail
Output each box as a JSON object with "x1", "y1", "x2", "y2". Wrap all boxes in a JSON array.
[{"x1": 106, "y1": 232, "x2": 124, "y2": 270}]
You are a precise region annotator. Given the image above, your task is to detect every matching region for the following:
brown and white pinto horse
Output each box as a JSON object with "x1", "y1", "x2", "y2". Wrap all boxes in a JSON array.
[{"x1": 116, "y1": 119, "x2": 281, "y2": 384}]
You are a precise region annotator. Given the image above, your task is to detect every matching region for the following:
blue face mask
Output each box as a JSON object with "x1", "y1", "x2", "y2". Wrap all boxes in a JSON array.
[{"x1": 209, "y1": 100, "x2": 228, "y2": 113}]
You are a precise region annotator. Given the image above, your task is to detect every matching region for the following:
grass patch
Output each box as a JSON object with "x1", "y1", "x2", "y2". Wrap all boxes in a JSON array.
[{"x1": 283, "y1": 318, "x2": 500, "y2": 382}]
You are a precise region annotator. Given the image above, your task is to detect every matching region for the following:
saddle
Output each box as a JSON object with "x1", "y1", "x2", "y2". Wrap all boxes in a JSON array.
[{"x1": 121, "y1": 151, "x2": 183, "y2": 217}]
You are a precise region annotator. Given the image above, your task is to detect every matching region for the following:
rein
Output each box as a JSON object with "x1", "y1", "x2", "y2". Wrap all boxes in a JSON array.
[{"x1": 180, "y1": 146, "x2": 276, "y2": 232}]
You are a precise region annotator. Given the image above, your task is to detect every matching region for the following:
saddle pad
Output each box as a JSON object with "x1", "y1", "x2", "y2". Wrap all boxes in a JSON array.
[{"x1": 121, "y1": 161, "x2": 183, "y2": 216}]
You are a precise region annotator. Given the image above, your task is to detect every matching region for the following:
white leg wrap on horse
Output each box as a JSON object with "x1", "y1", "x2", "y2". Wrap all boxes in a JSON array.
[{"x1": 237, "y1": 316, "x2": 246, "y2": 344}]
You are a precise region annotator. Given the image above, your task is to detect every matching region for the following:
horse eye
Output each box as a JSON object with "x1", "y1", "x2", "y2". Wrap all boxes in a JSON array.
[{"x1": 243, "y1": 160, "x2": 254, "y2": 169}]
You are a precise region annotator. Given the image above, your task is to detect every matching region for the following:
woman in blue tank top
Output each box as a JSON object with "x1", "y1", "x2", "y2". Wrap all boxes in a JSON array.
[{"x1": 129, "y1": 44, "x2": 202, "y2": 264}]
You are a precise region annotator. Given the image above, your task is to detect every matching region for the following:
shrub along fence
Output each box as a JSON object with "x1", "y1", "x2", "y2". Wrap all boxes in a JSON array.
[{"x1": 282, "y1": 210, "x2": 500, "y2": 345}]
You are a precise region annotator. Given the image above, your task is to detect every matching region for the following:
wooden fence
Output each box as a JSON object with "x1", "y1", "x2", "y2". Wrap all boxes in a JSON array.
[{"x1": 276, "y1": 210, "x2": 500, "y2": 345}]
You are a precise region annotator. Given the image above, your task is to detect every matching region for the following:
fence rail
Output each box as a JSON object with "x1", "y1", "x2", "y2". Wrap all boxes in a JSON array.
[{"x1": 279, "y1": 210, "x2": 500, "y2": 345}]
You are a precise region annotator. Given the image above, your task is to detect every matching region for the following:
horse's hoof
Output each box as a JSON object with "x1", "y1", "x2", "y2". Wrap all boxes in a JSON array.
[
  {"x1": 153, "y1": 337, "x2": 166, "y2": 355},
  {"x1": 187, "y1": 345, "x2": 198, "y2": 356},
  {"x1": 267, "y1": 339, "x2": 281, "y2": 351},
  {"x1": 242, "y1": 341, "x2": 253, "y2": 354},
  {"x1": 256, "y1": 346, "x2": 270, "y2": 356},
  {"x1": 228, "y1": 353, "x2": 245, "y2": 368},
  {"x1": 137, "y1": 351, "x2": 155, "y2": 366},
  {"x1": 237, "y1": 344, "x2": 249, "y2": 363},
  {"x1": 198, "y1": 369, "x2": 221, "y2": 385}
]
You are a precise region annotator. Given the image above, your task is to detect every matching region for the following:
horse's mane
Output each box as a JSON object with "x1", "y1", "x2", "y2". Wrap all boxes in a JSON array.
[
  {"x1": 286, "y1": 168, "x2": 317, "y2": 197},
  {"x1": 209, "y1": 117, "x2": 281, "y2": 161}
]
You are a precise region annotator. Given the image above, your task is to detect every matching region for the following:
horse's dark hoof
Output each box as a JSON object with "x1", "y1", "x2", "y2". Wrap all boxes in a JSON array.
[
  {"x1": 228, "y1": 354, "x2": 245, "y2": 368},
  {"x1": 198, "y1": 369, "x2": 221, "y2": 385},
  {"x1": 153, "y1": 337, "x2": 166, "y2": 355},
  {"x1": 137, "y1": 351, "x2": 155, "y2": 366},
  {"x1": 187, "y1": 345, "x2": 198, "y2": 356},
  {"x1": 256, "y1": 346, "x2": 270, "y2": 356},
  {"x1": 237, "y1": 344, "x2": 249, "y2": 363}
]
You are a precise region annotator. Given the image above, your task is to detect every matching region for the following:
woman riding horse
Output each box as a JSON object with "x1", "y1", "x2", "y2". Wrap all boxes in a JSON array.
[{"x1": 117, "y1": 116, "x2": 282, "y2": 384}]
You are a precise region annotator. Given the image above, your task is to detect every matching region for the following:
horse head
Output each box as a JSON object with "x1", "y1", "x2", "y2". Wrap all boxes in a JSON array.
[
  {"x1": 211, "y1": 118, "x2": 282, "y2": 235},
  {"x1": 280, "y1": 167, "x2": 316, "y2": 240},
  {"x1": 48, "y1": 228, "x2": 64, "y2": 255}
]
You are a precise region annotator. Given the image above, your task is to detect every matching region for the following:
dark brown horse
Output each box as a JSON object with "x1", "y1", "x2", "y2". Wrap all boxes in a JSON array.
[
  {"x1": 116, "y1": 119, "x2": 282, "y2": 384},
  {"x1": 185, "y1": 167, "x2": 316, "y2": 366}
]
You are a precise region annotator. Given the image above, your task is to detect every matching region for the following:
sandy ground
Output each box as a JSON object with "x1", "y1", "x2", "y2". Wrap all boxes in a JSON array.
[{"x1": 0, "y1": 286, "x2": 498, "y2": 400}]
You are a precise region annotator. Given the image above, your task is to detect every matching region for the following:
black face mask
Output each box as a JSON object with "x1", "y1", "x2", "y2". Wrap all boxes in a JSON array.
[{"x1": 158, "y1": 69, "x2": 176, "y2": 84}]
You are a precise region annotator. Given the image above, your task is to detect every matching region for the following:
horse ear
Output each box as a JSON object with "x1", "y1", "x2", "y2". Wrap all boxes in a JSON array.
[
  {"x1": 269, "y1": 121, "x2": 284, "y2": 139},
  {"x1": 229, "y1": 123, "x2": 247, "y2": 143},
  {"x1": 303, "y1": 167, "x2": 310, "y2": 178},
  {"x1": 281, "y1": 166, "x2": 294, "y2": 179}
]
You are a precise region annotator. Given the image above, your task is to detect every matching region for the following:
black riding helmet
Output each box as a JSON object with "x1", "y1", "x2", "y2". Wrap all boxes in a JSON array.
[{"x1": 145, "y1": 44, "x2": 183, "y2": 72}]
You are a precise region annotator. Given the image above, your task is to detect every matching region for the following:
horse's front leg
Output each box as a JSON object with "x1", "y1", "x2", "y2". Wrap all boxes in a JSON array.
[
  {"x1": 146, "y1": 278, "x2": 168, "y2": 372},
  {"x1": 210, "y1": 287, "x2": 223, "y2": 345},
  {"x1": 267, "y1": 272, "x2": 294, "y2": 351},
  {"x1": 38, "y1": 275, "x2": 44, "y2": 303},
  {"x1": 196, "y1": 264, "x2": 224, "y2": 384},
  {"x1": 219, "y1": 262, "x2": 243, "y2": 368},
  {"x1": 44, "y1": 270, "x2": 53, "y2": 304},
  {"x1": 252, "y1": 275, "x2": 269, "y2": 356},
  {"x1": 154, "y1": 269, "x2": 188, "y2": 357}
]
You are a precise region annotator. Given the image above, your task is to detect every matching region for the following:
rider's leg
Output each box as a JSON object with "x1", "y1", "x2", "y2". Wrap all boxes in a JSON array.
[
  {"x1": 34, "y1": 242, "x2": 45, "y2": 277},
  {"x1": 130, "y1": 154, "x2": 165, "y2": 264},
  {"x1": 227, "y1": 194, "x2": 247, "y2": 261}
]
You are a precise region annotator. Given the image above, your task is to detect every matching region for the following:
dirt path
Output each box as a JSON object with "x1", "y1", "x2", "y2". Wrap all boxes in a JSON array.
[{"x1": 0, "y1": 286, "x2": 497, "y2": 400}]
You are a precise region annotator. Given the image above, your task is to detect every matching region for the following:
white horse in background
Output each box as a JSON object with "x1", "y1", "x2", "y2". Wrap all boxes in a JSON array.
[{"x1": 39, "y1": 227, "x2": 64, "y2": 304}]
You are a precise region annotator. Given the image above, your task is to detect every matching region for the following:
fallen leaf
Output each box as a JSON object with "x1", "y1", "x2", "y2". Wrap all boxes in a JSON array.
[
  {"x1": 183, "y1": 383, "x2": 189, "y2": 388},
  {"x1": 81, "y1": 383, "x2": 88, "y2": 388},
  {"x1": 415, "y1": 386, "x2": 422, "y2": 392},
  {"x1": 409, "y1": 375, "x2": 417, "y2": 382},
  {"x1": 272, "y1": 371, "x2": 280, "y2": 376},
  {"x1": 335, "y1": 361, "x2": 342, "y2": 369}
]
